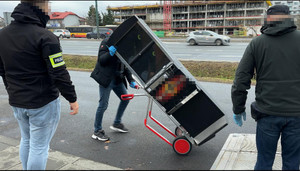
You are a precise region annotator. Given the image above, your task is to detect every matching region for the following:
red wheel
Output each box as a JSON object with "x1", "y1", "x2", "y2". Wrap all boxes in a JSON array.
[{"x1": 173, "y1": 137, "x2": 192, "y2": 155}]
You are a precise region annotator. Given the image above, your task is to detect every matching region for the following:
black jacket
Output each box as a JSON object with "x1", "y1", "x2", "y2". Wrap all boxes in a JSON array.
[
  {"x1": 0, "y1": 3, "x2": 77, "y2": 109},
  {"x1": 91, "y1": 38, "x2": 134, "y2": 88},
  {"x1": 232, "y1": 18, "x2": 300, "y2": 117}
]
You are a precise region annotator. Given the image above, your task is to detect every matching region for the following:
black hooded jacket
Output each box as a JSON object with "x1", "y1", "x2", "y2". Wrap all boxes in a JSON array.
[
  {"x1": 0, "y1": 3, "x2": 77, "y2": 109},
  {"x1": 90, "y1": 37, "x2": 134, "y2": 88},
  {"x1": 232, "y1": 18, "x2": 300, "y2": 117}
]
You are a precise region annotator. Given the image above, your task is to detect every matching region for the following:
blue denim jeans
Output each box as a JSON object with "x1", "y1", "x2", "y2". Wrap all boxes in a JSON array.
[
  {"x1": 12, "y1": 98, "x2": 61, "y2": 170},
  {"x1": 255, "y1": 115, "x2": 300, "y2": 170},
  {"x1": 94, "y1": 79, "x2": 129, "y2": 133}
]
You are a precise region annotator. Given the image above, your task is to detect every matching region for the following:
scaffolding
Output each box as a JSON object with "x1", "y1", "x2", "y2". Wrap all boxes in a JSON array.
[
  {"x1": 163, "y1": 1, "x2": 172, "y2": 32},
  {"x1": 109, "y1": 1, "x2": 269, "y2": 35}
]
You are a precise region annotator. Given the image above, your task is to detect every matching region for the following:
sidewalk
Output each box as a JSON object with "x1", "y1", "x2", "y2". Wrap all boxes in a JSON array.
[
  {"x1": 2, "y1": 133, "x2": 287, "y2": 170},
  {"x1": 0, "y1": 135, "x2": 121, "y2": 170},
  {"x1": 211, "y1": 134, "x2": 283, "y2": 170}
]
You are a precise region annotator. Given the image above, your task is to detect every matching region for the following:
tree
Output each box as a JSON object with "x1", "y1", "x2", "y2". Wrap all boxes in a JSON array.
[
  {"x1": 102, "y1": 9, "x2": 115, "y2": 25},
  {"x1": 87, "y1": 5, "x2": 101, "y2": 26}
]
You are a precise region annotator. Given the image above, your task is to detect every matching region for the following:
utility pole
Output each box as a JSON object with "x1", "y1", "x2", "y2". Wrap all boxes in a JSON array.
[{"x1": 95, "y1": 0, "x2": 100, "y2": 39}]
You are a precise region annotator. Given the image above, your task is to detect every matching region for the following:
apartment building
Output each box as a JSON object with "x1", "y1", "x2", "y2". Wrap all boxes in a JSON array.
[{"x1": 108, "y1": 1, "x2": 269, "y2": 36}]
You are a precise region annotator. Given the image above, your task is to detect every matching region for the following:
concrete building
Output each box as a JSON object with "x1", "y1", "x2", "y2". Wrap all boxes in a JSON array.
[
  {"x1": 3, "y1": 12, "x2": 13, "y2": 26},
  {"x1": 108, "y1": 0, "x2": 269, "y2": 36},
  {"x1": 0, "y1": 17, "x2": 5, "y2": 27},
  {"x1": 48, "y1": 12, "x2": 85, "y2": 28}
]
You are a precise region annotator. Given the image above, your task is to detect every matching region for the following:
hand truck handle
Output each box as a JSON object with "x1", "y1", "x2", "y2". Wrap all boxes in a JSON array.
[{"x1": 121, "y1": 94, "x2": 134, "y2": 101}]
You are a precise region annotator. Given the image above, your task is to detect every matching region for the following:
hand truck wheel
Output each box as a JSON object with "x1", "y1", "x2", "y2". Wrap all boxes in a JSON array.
[{"x1": 173, "y1": 136, "x2": 192, "y2": 156}]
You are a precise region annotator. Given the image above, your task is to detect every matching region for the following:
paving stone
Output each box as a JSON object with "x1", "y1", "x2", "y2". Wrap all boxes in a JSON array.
[
  {"x1": 0, "y1": 135, "x2": 19, "y2": 146},
  {"x1": 73, "y1": 158, "x2": 122, "y2": 170},
  {"x1": 0, "y1": 142, "x2": 10, "y2": 151},
  {"x1": 46, "y1": 158, "x2": 68, "y2": 170},
  {"x1": 0, "y1": 146, "x2": 21, "y2": 170}
]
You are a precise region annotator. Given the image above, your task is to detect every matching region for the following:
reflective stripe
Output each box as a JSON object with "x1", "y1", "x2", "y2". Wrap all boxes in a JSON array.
[
  {"x1": 49, "y1": 52, "x2": 62, "y2": 58},
  {"x1": 49, "y1": 52, "x2": 65, "y2": 68}
]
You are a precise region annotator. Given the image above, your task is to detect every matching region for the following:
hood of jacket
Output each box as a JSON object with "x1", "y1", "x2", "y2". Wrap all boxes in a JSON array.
[
  {"x1": 260, "y1": 18, "x2": 297, "y2": 36},
  {"x1": 11, "y1": 2, "x2": 50, "y2": 28}
]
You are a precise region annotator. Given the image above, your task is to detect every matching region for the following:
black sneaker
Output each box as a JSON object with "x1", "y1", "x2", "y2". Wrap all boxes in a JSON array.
[
  {"x1": 92, "y1": 130, "x2": 109, "y2": 141},
  {"x1": 110, "y1": 123, "x2": 128, "y2": 133}
]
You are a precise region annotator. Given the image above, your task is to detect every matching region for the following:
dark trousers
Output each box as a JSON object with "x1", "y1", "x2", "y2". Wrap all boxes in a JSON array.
[
  {"x1": 255, "y1": 115, "x2": 300, "y2": 170},
  {"x1": 94, "y1": 79, "x2": 129, "y2": 133}
]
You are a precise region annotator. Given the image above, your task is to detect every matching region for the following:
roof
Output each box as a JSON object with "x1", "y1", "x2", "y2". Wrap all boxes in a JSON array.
[{"x1": 50, "y1": 12, "x2": 83, "y2": 20}]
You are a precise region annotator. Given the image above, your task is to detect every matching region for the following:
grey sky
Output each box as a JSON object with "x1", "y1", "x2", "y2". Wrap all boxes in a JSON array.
[{"x1": 0, "y1": 1, "x2": 160, "y2": 18}]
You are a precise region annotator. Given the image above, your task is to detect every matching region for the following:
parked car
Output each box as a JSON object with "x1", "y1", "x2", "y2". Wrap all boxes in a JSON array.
[
  {"x1": 86, "y1": 28, "x2": 113, "y2": 39},
  {"x1": 186, "y1": 30, "x2": 230, "y2": 46},
  {"x1": 53, "y1": 29, "x2": 71, "y2": 39}
]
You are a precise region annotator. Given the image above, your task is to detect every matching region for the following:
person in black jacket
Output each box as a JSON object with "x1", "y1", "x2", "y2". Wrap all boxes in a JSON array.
[
  {"x1": 231, "y1": 5, "x2": 300, "y2": 170},
  {"x1": 91, "y1": 37, "x2": 139, "y2": 141},
  {"x1": 0, "y1": 1, "x2": 79, "y2": 170}
]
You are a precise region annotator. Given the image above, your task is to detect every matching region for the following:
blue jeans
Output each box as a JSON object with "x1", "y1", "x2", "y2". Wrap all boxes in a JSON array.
[
  {"x1": 12, "y1": 98, "x2": 61, "y2": 170},
  {"x1": 94, "y1": 79, "x2": 129, "y2": 133},
  {"x1": 255, "y1": 115, "x2": 300, "y2": 170}
]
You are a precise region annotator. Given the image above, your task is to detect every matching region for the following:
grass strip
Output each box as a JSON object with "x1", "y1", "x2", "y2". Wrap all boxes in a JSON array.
[{"x1": 63, "y1": 54, "x2": 256, "y2": 84}]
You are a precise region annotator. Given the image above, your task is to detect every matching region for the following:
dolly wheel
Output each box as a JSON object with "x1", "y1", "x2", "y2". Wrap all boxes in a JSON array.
[{"x1": 173, "y1": 137, "x2": 192, "y2": 156}]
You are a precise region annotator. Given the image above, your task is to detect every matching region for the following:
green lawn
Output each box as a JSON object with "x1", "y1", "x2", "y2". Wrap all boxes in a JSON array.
[{"x1": 63, "y1": 54, "x2": 255, "y2": 84}]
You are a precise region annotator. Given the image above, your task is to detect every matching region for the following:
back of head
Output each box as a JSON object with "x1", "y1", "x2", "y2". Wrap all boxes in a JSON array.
[
  {"x1": 267, "y1": 4, "x2": 290, "y2": 15},
  {"x1": 11, "y1": 0, "x2": 50, "y2": 27},
  {"x1": 260, "y1": 4, "x2": 296, "y2": 36}
]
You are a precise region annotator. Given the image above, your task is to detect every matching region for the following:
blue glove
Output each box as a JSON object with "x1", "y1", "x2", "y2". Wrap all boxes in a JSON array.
[
  {"x1": 130, "y1": 81, "x2": 139, "y2": 89},
  {"x1": 233, "y1": 112, "x2": 246, "y2": 127},
  {"x1": 108, "y1": 45, "x2": 116, "y2": 56}
]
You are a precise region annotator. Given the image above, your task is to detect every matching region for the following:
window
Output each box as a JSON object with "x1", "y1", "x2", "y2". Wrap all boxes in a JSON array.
[
  {"x1": 193, "y1": 32, "x2": 202, "y2": 35},
  {"x1": 202, "y1": 31, "x2": 211, "y2": 36}
]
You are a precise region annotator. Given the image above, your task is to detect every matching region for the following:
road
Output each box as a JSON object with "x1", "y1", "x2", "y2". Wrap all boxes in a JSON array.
[
  {"x1": 0, "y1": 71, "x2": 257, "y2": 170},
  {"x1": 60, "y1": 39, "x2": 248, "y2": 62}
]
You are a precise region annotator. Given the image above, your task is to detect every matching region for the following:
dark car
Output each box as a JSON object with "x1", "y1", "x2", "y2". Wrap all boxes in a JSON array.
[{"x1": 86, "y1": 28, "x2": 113, "y2": 39}]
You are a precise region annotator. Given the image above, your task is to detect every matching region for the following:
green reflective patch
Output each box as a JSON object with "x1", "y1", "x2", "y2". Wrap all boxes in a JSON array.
[{"x1": 49, "y1": 52, "x2": 65, "y2": 68}]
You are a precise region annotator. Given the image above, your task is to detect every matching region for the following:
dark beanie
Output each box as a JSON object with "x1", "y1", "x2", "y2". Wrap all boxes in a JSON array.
[{"x1": 267, "y1": 5, "x2": 290, "y2": 15}]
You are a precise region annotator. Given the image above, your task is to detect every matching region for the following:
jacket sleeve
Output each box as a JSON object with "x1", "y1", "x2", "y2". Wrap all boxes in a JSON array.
[
  {"x1": 231, "y1": 42, "x2": 255, "y2": 114},
  {"x1": 0, "y1": 56, "x2": 7, "y2": 89},
  {"x1": 98, "y1": 40, "x2": 116, "y2": 66},
  {"x1": 41, "y1": 33, "x2": 77, "y2": 103},
  {"x1": 124, "y1": 67, "x2": 134, "y2": 83}
]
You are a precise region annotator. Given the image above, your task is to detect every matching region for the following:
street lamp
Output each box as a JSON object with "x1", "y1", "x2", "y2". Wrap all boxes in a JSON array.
[{"x1": 95, "y1": 0, "x2": 100, "y2": 39}]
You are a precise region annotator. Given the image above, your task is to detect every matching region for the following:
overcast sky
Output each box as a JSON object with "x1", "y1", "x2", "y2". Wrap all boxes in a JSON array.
[{"x1": 0, "y1": 1, "x2": 160, "y2": 18}]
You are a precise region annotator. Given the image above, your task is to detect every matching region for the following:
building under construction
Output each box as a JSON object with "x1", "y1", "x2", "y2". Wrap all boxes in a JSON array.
[{"x1": 108, "y1": 0, "x2": 270, "y2": 36}]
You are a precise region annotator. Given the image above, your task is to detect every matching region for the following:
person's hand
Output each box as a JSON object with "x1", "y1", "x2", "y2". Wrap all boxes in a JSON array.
[
  {"x1": 69, "y1": 101, "x2": 79, "y2": 115},
  {"x1": 233, "y1": 112, "x2": 246, "y2": 127},
  {"x1": 108, "y1": 46, "x2": 117, "y2": 56},
  {"x1": 130, "y1": 81, "x2": 139, "y2": 89}
]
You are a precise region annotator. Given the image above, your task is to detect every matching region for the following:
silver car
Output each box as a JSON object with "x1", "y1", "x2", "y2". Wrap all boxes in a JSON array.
[
  {"x1": 186, "y1": 30, "x2": 230, "y2": 46},
  {"x1": 53, "y1": 29, "x2": 71, "y2": 39}
]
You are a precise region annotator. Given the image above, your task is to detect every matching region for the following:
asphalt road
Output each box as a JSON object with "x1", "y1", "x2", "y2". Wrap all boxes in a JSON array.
[
  {"x1": 0, "y1": 71, "x2": 257, "y2": 170},
  {"x1": 60, "y1": 39, "x2": 248, "y2": 62}
]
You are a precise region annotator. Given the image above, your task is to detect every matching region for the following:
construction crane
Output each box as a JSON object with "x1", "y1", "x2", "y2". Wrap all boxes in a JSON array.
[
  {"x1": 266, "y1": 0, "x2": 272, "y2": 6},
  {"x1": 163, "y1": 1, "x2": 172, "y2": 32}
]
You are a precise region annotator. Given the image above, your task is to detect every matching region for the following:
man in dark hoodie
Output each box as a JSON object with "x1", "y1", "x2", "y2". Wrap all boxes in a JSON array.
[
  {"x1": 232, "y1": 5, "x2": 300, "y2": 170},
  {"x1": 0, "y1": 0, "x2": 79, "y2": 170},
  {"x1": 90, "y1": 37, "x2": 139, "y2": 141}
]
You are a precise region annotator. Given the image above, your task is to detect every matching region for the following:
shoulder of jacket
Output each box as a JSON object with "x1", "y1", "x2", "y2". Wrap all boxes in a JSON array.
[{"x1": 40, "y1": 29, "x2": 59, "y2": 45}]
